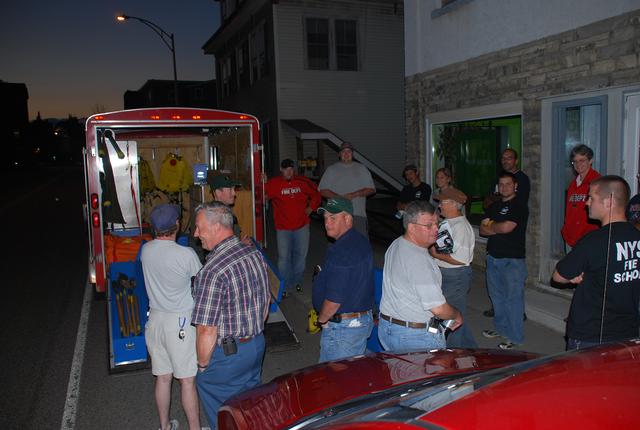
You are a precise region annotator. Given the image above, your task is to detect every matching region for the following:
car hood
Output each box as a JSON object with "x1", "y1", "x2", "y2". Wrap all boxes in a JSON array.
[{"x1": 218, "y1": 348, "x2": 538, "y2": 430}]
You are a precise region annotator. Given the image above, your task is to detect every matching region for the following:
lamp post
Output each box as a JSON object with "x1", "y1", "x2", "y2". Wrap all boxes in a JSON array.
[{"x1": 116, "y1": 14, "x2": 179, "y2": 106}]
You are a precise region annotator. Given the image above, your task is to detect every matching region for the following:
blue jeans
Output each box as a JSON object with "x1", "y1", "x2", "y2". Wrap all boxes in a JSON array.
[
  {"x1": 196, "y1": 334, "x2": 265, "y2": 428},
  {"x1": 486, "y1": 255, "x2": 526, "y2": 344},
  {"x1": 440, "y1": 266, "x2": 477, "y2": 348},
  {"x1": 319, "y1": 311, "x2": 373, "y2": 362},
  {"x1": 377, "y1": 317, "x2": 446, "y2": 352},
  {"x1": 276, "y1": 224, "x2": 310, "y2": 291},
  {"x1": 566, "y1": 338, "x2": 603, "y2": 351}
]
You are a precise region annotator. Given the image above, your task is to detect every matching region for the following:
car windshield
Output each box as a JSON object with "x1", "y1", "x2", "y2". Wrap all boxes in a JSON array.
[{"x1": 290, "y1": 353, "x2": 559, "y2": 429}]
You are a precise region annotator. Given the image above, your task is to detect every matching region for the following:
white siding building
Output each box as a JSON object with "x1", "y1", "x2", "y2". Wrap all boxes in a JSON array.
[{"x1": 204, "y1": 0, "x2": 405, "y2": 186}]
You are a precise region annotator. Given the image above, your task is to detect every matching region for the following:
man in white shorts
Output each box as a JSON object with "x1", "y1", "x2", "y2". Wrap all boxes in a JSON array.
[{"x1": 141, "y1": 204, "x2": 203, "y2": 430}]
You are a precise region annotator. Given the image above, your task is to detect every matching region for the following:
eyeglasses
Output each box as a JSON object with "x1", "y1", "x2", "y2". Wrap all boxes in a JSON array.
[{"x1": 411, "y1": 221, "x2": 438, "y2": 229}]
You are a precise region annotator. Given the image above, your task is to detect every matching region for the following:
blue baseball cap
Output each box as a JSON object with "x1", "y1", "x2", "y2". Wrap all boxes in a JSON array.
[{"x1": 149, "y1": 204, "x2": 180, "y2": 232}]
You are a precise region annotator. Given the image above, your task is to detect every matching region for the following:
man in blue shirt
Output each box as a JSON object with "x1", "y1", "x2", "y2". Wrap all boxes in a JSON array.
[{"x1": 312, "y1": 197, "x2": 375, "y2": 362}]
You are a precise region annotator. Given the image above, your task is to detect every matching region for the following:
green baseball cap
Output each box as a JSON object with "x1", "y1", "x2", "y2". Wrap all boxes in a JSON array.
[
  {"x1": 317, "y1": 197, "x2": 353, "y2": 215},
  {"x1": 208, "y1": 174, "x2": 241, "y2": 190}
]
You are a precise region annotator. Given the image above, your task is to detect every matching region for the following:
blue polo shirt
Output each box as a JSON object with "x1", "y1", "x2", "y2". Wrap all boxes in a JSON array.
[{"x1": 312, "y1": 228, "x2": 374, "y2": 313}]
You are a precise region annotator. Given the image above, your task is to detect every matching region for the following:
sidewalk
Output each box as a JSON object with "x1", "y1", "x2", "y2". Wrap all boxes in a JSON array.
[{"x1": 261, "y1": 217, "x2": 567, "y2": 382}]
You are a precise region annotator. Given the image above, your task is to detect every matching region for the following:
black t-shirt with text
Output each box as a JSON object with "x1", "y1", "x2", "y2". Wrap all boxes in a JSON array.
[
  {"x1": 556, "y1": 222, "x2": 640, "y2": 342},
  {"x1": 485, "y1": 198, "x2": 528, "y2": 258},
  {"x1": 399, "y1": 182, "x2": 432, "y2": 204}
]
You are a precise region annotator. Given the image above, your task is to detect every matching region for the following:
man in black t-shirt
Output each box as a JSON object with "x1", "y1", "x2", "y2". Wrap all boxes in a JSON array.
[
  {"x1": 479, "y1": 172, "x2": 529, "y2": 350},
  {"x1": 553, "y1": 175, "x2": 640, "y2": 350},
  {"x1": 397, "y1": 165, "x2": 432, "y2": 217}
]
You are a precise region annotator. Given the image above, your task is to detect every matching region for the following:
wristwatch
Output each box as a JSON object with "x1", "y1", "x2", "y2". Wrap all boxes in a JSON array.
[
  {"x1": 197, "y1": 363, "x2": 208, "y2": 369},
  {"x1": 315, "y1": 319, "x2": 327, "y2": 327}
]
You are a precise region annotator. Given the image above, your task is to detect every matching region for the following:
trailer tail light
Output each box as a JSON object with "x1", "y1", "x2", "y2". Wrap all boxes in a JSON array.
[
  {"x1": 95, "y1": 115, "x2": 105, "y2": 120},
  {"x1": 150, "y1": 115, "x2": 160, "y2": 120},
  {"x1": 92, "y1": 212, "x2": 100, "y2": 228},
  {"x1": 192, "y1": 115, "x2": 201, "y2": 120},
  {"x1": 239, "y1": 115, "x2": 248, "y2": 119},
  {"x1": 171, "y1": 115, "x2": 182, "y2": 120},
  {"x1": 90, "y1": 193, "x2": 99, "y2": 210}
]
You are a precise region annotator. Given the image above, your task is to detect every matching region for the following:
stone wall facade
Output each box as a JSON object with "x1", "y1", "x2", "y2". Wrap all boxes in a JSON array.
[{"x1": 405, "y1": 10, "x2": 640, "y2": 283}]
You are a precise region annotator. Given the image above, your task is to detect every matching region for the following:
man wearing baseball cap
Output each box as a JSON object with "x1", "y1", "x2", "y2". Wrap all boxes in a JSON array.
[
  {"x1": 140, "y1": 204, "x2": 203, "y2": 430},
  {"x1": 312, "y1": 197, "x2": 374, "y2": 362},
  {"x1": 208, "y1": 174, "x2": 242, "y2": 206},
  {"x1": 319, "y1": 142, "x2": 375, "y2": 239},
  {"x1": 397, "y1": 164, "x2": 432, "y2": 213},
  {"x1": 430, "y1": 187, "x2": 477, "y2": 348},
  {"x1": 265, "y1": 159, "x2": 321, "y2": 296}
]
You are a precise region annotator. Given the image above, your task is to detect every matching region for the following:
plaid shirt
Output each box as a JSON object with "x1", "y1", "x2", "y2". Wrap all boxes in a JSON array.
[{"x1": 192, "y1": 236, "x2": 270, "y2": 339}]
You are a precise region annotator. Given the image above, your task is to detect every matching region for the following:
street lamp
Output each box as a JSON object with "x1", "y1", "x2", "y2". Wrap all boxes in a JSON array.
[{"x1": 116, "y1": 14, "x2": 179, "y2": 106}]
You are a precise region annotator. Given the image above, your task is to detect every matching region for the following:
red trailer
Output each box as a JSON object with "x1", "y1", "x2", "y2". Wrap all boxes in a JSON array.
[{"x1": 82, "y1": 108, "x2": 271, "y2": 370}]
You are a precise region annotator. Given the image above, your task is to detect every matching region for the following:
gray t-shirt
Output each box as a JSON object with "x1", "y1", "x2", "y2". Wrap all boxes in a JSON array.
[
  {"x1": 380, "y1": 236, "x2": 445, "y2": 323},
  {"x1": 319, "y1": 161, "x2": 375, "y2": 217},
  {"x1": 140, "y1": 239, "x2": 203, "y2": 313}
]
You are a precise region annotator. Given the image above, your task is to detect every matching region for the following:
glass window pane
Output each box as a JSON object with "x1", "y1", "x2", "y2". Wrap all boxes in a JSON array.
[
  {"x1": 306, "y1": 18, "x2": 329, "y2": 70},
  {"x1": 336, "y1": 19, "x2": 357, "y2": 71}
]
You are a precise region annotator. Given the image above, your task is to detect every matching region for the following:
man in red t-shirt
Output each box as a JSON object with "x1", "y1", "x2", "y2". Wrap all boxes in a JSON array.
[{"x1": 265, "y1": 159, "x2": 321, "y2": 296}]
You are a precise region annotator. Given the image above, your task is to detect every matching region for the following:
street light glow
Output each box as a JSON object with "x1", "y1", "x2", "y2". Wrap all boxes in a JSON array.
[{"x1": 116, "y1": 15, "x2": 127, "y2": 22}]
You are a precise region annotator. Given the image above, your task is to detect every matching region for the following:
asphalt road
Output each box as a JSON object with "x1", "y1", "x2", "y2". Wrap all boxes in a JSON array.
[{"x1": 1, "y1": 166, "x2": 87, "y2": 429}]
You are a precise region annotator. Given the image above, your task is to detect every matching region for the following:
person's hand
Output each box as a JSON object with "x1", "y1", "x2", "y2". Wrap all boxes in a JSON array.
[
  {"x1": 569, "y1": 272, "x2": 584, "y2": 284},
  {"x1": 261, "y1": 172, "x2": 268, "y2": 184}
]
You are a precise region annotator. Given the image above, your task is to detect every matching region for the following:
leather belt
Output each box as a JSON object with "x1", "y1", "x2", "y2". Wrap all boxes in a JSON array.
[
  {"x1": 217, "y1": 335, "x2": 255, "y2": 345},
  {"x1": 380, "y1": 313, "x2": 427, "y2": 329},
  {"x1": 329, "y1": 311, "x2": 369, "y2": 323}
]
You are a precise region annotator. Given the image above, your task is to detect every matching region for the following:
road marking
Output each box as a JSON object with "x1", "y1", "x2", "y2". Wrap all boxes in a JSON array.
[{"x1": 61, "y1": 282, "x2": 92, "y2": 430}]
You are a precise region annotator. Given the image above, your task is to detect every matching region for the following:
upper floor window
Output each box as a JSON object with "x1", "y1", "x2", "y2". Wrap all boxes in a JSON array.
[
  {"x1": 305, "y1": 17, "x2": 358, "y2": 71},
  {"x1": 335, "y1": 19, "x2": 357, "y2": 71},
  {"x1": 306, "y1": 18, "x2": 330, "y2": 70}
]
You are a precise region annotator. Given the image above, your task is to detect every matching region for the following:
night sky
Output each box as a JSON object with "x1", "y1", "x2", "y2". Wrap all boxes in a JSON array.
[{"x1": 1, "y1": 1, "x2": 220, "y2": 120}]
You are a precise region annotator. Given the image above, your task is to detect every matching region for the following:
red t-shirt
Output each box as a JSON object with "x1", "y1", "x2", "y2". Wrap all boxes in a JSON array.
[
  {"x1": 265, "y1": 175, "x2": 321, "y2": 230},
  {"x1": 561, "y1": 168, "x2": 601, "y2": 247}
]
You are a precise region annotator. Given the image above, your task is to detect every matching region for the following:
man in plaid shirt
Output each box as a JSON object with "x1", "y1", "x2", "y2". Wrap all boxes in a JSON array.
[{"x1": 191, "y1": 201, "x2": 270, "y2": 428}]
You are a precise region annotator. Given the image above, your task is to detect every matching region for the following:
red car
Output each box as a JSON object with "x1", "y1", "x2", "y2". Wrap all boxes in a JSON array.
[{"x1": 218, "y1": 340, "x2": 640, "y2": 429}]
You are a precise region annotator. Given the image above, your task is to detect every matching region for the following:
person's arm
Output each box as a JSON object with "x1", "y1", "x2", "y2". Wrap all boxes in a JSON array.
[
  {"x1": 320, "y1": 188, "x2": 340, "y2": 199},
  {"x1": 480, "y1": 218, "x2": 517, "y2": 236},
  {"x1": 345, "y1": 187, "x2": 375, "y2": 200},
  {"x1": 429, "y1": 246, "x2": 465, "y2": 265},
  {"x1": 196, "y1": 325, "x2": 218, "y2": 371},
  {"x1": 316, "y1": 299, "x2": 341, "y2": 326},
  {"x1": 304, "y1": 178, "x2": 322, "y2": 214},
  {"x1": 552, "y1": 270, "x2": 584, "y2": 285},
  {"x1": 430, "y1": 302, "x2": 463, "y2": 330}
]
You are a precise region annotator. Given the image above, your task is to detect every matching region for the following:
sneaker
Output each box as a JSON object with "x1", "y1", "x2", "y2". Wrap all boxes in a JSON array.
[
  {"x1": 159, "y1": 419, "x2": 179, "y2": 430},
  {"x1": 483, "y1": 308, "x2": 495, "y2": 317},
  {"x1": 482, "y1": 329, "x2": 502, "y2": 339},
  {"x1": 498, "y1": 341, "x2": 518, "y2": 350},
  {"x1": 296, "y1": 284, "x2": 303, "y2": 292}
]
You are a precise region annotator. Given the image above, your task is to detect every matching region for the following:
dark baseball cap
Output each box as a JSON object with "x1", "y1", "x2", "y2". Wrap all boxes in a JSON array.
[
  {"x1": 339, "y1": 142, "x2": 354, "y2": 152},
  {"x1": 208, "y1": 174, "x2": 241, "y2": 190},
  {"x1": 280, "y1": 158, "x2": 295, "y2": 169},
  {"x1": 149, "y1": 204, "x2": 180, "y2": 232},
  {"x1": 317, "y1": 197, "x2": 354, "y2": 215}
]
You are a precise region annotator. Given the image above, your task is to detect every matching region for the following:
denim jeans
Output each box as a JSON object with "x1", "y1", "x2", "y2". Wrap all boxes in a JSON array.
[
  {"x1": 319, "y1": 311, "x2": 373, "y2": 362},
  {"x1": 440, "y1": 266, "x2": 477, "y2": 348},
  {"x1": 377, "y1": 317, "x2": 446, "y2": 353},
  {"x1": 276, "y1": 224, "x2": 310, "y2": 291},
  {"x1": 486, "y1": 255, "x2": 526, "y2": 344},
  {"x1": 196, "y1": 334, "x2": 265, "y2": 428}
]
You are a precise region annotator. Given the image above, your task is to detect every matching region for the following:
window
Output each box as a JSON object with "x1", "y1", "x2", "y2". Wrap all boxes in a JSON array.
[
  {"x1": 335, "y1": 20, "x2": 357, "y2": 71},
  {"x1": 431, "y1": 116, "x2": 522, "y2": 225},
  {"x1": 306, "y1": 18, "x2": 329, "y2": 70},
  {"x1": 249, "y1": 21, "x2": 269, "y2": 83},
  {"x1": 221, "y1": 57, "x2": 232, "y2": 97},
  {"x1": 550, "y1": 96, "x2": 607, "y2": 256},
  {"x1": 237, "y1": 40, "x2": 250, "y2": 89}
]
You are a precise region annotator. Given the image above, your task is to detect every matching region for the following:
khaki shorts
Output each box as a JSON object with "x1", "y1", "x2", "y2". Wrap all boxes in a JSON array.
[{"x1": 145, "y1": 309, "x2": 197, "y2": 378}]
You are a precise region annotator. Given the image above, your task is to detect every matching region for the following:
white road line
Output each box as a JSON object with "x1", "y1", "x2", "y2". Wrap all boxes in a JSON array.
[{"x1": 61, "y1": 282, "x2": 92, "y2": 430}]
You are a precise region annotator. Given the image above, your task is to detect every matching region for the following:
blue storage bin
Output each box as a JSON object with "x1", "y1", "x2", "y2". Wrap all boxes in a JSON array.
[{"x1": 108, "y1": 261, "x2": 149, "y2": 369}]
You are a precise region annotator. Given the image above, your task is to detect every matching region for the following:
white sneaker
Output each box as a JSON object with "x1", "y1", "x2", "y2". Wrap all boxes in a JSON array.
[{"x1": 159, "y1": 419, "x2": 179, "y2": 430}]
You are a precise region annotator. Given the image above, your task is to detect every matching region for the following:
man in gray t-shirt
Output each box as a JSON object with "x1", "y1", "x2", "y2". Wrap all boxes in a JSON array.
[
  {"x1": 319, "y1": 142, "x2": 375, "y2": 238},
  {"x1": 140, "y1": 204, "x2": 203, "y2": 430},
  {"x1": 378, "y1": 201, "x2": 463, "y2": 352}
]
